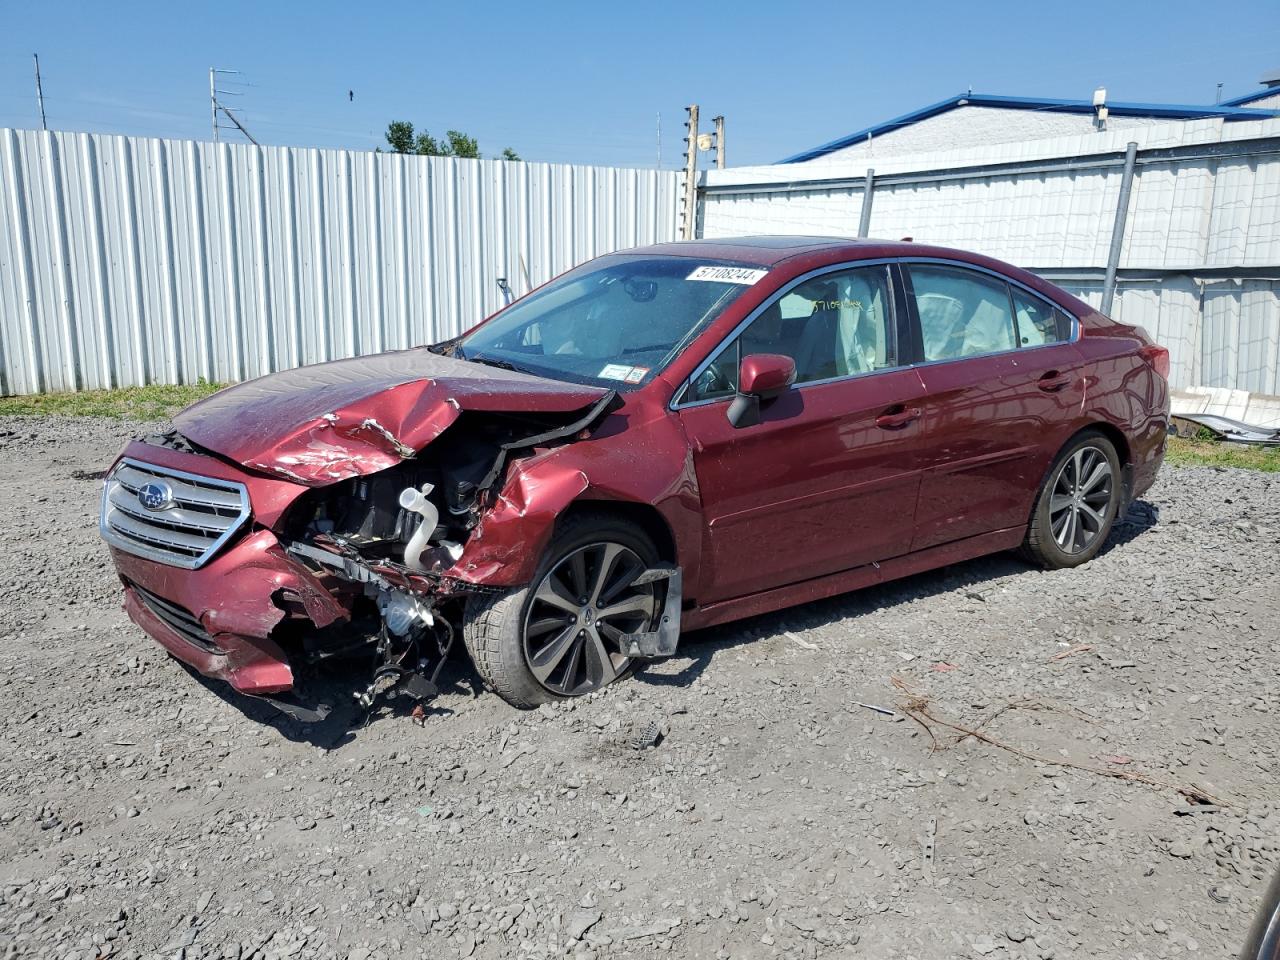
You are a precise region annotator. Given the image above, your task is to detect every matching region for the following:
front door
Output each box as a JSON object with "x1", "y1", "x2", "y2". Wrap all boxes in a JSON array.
[{"x1": 675, "y1": 262, "x2": 927, "y2": 604}]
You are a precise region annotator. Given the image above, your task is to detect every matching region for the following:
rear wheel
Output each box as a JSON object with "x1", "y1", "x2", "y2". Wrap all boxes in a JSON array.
[
  {"x1": 1021, "y1": 431, "x2": 1122, "y2": 569},
  {"x1": 462, "y1": 516, "x2": 660, "y2": 708}
]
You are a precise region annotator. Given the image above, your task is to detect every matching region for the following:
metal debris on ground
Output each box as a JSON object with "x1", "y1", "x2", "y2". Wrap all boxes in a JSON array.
[
  {"x1": 1170, "y1": 413, "x2": 1280, "y2": 445},
  {"x1": 630, "y1": 720, "x2": 663, "y2": 750},
  {"x1": 923, "y1": 816, "x2": 938, "y2": 885},
  {"x1": 853, "y1": 701, "x2": 897, "y2": 717},
  {"x1": 785, "y1": 630, "x2": 819, "y2": 651}
]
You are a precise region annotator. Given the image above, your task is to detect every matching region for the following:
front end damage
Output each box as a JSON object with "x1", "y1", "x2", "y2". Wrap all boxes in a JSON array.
[{"x1": 101, "y1": 352, "x2": 679, "y2": 721}]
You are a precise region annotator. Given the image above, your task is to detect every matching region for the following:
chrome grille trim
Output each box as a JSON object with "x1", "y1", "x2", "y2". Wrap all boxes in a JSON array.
[{"x1": 100, "y1": 458, "x2": 251, "y2": 569}]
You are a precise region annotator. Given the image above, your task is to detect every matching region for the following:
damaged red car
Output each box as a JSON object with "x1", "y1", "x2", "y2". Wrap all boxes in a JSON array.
[{"x1": 99, "y1": 237, "x2": 1170, "y2": 718}]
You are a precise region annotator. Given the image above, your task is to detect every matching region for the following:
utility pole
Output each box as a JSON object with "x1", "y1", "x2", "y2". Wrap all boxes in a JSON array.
[
  {"x1": 682, "y1": 104, "x2": 699, "y2": 240},
  {"x1": 32, "y1": 54, "x2": 47, "y2": 131},
  {"x1": 209, "y1": 68, "x2": 257, "y2": 145},
  {"x1": 712, "y1": 115, "x2": 725, "y2": 169},
  {"x1": 209, "y1": 67, "x2": 219, "y2": 142},
  {"x1": 656, "y1": 112, "x2": 661, "y2": 169}
]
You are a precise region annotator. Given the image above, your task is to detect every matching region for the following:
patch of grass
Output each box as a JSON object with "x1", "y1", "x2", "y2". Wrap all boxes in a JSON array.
[
  {"x1": 0, "y1": 382, "x2": 224, "y2": 420},
  {"x1": 1166, "y1": 435, "x2": 1280, "y2": 472}
]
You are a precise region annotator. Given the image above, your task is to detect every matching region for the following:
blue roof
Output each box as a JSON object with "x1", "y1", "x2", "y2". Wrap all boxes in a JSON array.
[
  {"x1": 781, "y1": 92, "x2": 1279, "y2": 163},
  {"x1": 1221, "y1": 87, "x2": 1280, "y2": 107}
]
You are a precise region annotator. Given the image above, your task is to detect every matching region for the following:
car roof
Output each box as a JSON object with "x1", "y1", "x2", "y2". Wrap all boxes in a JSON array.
[{"x1": 623, "y1": 235, "x2": 987, "y2": 268}]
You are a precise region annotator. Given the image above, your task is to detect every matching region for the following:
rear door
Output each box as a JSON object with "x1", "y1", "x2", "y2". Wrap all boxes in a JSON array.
[
  {"x1": 676, "y1": 262, "x2": 928, "y2": 603},
  {"x1": 903, "y1": 261, "x2": 1086, "y2": 551}
]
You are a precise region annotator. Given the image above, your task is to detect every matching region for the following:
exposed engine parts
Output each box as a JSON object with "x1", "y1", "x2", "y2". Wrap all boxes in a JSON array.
[{"x1": 267, "y1": 397, "x2": 623, "y2": 717}]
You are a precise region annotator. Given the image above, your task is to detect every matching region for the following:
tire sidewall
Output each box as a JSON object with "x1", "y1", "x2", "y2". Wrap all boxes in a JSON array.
[
  {"x1": 464, "y1": 516, "x2": 658, "y2": 706},
  {"x1": 1032, "y1": 431, "x2": 1122, "y2": 568}
]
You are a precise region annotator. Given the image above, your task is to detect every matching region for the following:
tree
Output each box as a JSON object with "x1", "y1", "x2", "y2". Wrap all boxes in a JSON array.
[
  {"x1": 383, "y1": 121, "x2": 495, "y2": 160},
  {"x1": 443, "y1": 130, "x2": 479, "y2": 159},
  {"x1": 385, "y1": 120, "x2": 416, "y2": 154},
  {"x1": 501, "y1": 147, "x2": 521, "y2": 161}
]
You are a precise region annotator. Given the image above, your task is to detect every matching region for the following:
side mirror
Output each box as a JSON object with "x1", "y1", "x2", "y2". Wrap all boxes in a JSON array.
[{"x1": 728, "y1": 353, "x2": 796, "y2": 428}]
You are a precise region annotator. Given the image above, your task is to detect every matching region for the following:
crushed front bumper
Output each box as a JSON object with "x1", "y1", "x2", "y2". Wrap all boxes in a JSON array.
[
  {"x1": 102, "y1": 440, "x2": 355, "y2": 698},
  {"x1": 112, "y1": 527, "x2": 352, "y2": 696}
]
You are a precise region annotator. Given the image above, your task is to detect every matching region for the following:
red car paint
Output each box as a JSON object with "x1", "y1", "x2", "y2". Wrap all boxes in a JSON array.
[
  {"x1": 172, "y1": 349, "x2": 608, "y2": 486},
  {"x1": 102, "y1": 237, "x2": 1169, "y2": 700}
]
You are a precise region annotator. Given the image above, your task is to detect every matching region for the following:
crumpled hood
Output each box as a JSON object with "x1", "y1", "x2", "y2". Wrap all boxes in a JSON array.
[{"x1": 173, "y1": 348, "x2": 608, "y2": 485}]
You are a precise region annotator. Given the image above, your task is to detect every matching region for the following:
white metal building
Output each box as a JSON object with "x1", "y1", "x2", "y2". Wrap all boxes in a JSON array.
[{"x1": 783, "y1": 84, "x2": 1280, "y2": 163}]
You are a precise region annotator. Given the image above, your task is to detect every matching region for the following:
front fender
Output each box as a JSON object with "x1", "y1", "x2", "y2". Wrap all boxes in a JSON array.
[
  {"x1": 445, "y1": 404, "x2": 704, "y2": 590},
  {"x1": 447, "y1": 457, "x2": 591, "y2": 585}
]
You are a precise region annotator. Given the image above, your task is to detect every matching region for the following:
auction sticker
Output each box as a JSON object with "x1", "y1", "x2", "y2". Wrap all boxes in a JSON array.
[
  {"x1": 687, "y1": 265, "x2": 768, "y2": 285},
  {"x1": 598, "y1": 363, "x2": 636, "y2": 381}
]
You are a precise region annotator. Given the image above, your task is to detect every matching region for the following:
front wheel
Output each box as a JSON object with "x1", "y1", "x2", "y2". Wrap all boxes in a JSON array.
[
  {"x1": 462, "y1": 516, "x2": 660, "y2": 709},
  {"x1": 1021, "y1": 431, "x2": 1122, "y2": 569}
]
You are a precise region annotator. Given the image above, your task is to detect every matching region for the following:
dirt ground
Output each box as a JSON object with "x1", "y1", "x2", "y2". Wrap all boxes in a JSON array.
[{"x1": 0, "y1": 415, "x2": 1276, "y2": 960}]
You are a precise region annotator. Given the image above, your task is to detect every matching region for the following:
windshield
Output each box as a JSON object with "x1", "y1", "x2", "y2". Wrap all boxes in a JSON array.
[{"x1": 455, "y1": 256, "x2": 766, "y2": 389}]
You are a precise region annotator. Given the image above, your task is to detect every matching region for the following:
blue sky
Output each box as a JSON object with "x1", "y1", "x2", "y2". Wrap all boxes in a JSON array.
[{"x1": 2, "y1": 0, "x2": 1278, "y2": 168}]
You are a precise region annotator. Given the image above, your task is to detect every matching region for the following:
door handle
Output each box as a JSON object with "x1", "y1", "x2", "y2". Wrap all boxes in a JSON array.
[
  {"x1": 1037, "y1": 371, "x2": 1072, "y2": 392},
  {"x1": 875, "y1": 405, "x2": 921, "y2": 430}
]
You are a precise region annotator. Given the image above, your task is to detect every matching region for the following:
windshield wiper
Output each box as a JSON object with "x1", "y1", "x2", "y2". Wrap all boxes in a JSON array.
[{"x1": 464, "y1": 353, "x2": 528, "y2": 374}]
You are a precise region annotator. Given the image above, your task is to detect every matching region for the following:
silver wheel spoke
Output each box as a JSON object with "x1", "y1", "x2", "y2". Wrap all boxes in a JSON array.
[
  {"x1": 597, "y1": 595, "x2": 653, "y2": 620},
  {"x1": 1078, "y1": 501, "x2": 1105, "y2": 531},
  {"x1": 1056, "y1": 505, "x2": 1078, "y2": 549},
  {"x1": 1079, "y1": 459, "x2": 1109, "y2": 495},
  {"x1": 534, "y1": 576, "x2": 579, "y2": 614},
  {"x1": 589, "y1": 543, "x2": 625, "y2": 606},
  {"x1": 529, "y1": 625, "x2": 580, "y2": 683},
  {"x1": 1049, "y1": 493, "x2": 1073, "y2": 514},
  {"x1": 582, "y1": 626, "x2": 618, "y2": 687}
]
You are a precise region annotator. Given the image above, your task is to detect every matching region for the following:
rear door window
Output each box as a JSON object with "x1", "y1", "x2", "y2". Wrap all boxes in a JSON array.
[
  {"x1": 1011, "y1": 288, "x2": 1072, "y2": 346},
  {"x1": 907, "y1": 265, "x2": 1017, "y2": 361}
]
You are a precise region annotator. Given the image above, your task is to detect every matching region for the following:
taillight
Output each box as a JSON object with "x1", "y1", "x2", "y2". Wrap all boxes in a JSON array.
[{"x1": 1140, "y1": 343, "x2": 1170, "y2": 380}]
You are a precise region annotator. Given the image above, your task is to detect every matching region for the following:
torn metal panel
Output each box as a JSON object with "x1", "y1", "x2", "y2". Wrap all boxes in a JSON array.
[
  {"x1": 1170, "y1": 413, "x2": 1280, "y2": 445},
  {"x1": 451, "y1": 460, "x2": 592, "y2": 585},
  {"x1": 619, "y1": 566, "x2": 683, "y2": 658},
  {"x1": 172, "y1": 347, "x2": 608, "y2": 485}
]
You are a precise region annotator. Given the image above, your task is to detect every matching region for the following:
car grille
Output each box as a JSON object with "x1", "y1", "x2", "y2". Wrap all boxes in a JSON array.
[
  {"x1": 100, "y1": 458, "x2": 251, "y2": 569},
  {"x1": 128, "y1": 582, "x2": 223, "y2": 654}
]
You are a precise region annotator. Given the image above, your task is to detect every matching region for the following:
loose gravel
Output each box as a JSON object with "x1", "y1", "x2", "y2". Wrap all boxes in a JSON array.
[{"x1": 0, "y1": 415, "x2": 1277, "y2": 960}]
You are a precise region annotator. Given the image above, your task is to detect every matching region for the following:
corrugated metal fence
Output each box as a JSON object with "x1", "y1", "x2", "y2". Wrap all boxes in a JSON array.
[
  {"x1": 0, "y1": 128, "x2": 681, "y2": 395},
  {"x1": 701, "y1": 117, "x2": 1280, "y2": 392}
]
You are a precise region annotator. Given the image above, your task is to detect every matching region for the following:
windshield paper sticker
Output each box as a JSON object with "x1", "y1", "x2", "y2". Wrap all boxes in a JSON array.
[
  {"x1": 598, "y1": 363, "x2": 636, "y2": 381},
  {"x1": 687, "y1": 265, "x2": 768, "y2": 285},
  {"x1": 598, "y1": 363, "x2": 651, "y2": 383}
]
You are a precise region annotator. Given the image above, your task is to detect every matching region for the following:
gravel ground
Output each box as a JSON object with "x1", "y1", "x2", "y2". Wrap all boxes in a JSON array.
[{"x1": 0, "y1": 415, "x2": 1277, "y2": 960}]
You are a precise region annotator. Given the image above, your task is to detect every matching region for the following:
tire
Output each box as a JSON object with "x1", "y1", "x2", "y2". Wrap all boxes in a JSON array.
[
  {"x1": 1020, "y1": 430, "x2": 1123, "y2": 570},
  {"x1": 462, "y1": 514, "x2": 660, "y2": 709}
]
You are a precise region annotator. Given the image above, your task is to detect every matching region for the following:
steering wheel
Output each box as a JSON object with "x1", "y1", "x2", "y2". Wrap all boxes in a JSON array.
[{"x1": 695, "y1": 361, "x2": 733, "y2": 397}]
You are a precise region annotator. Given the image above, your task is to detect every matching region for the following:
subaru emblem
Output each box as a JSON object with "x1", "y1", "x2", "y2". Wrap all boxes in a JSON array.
[{"x1": 137, "y1": 480, "x2": 175, "y2": 511}]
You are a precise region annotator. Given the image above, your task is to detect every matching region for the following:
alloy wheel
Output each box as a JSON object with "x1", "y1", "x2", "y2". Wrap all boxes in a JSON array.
[
  {"x1": 523, "y1": 542, "x2": 657, "y2": 696},
  {"x1": 1049, "y1": 445, "x2": 1114, "y2": 554}
]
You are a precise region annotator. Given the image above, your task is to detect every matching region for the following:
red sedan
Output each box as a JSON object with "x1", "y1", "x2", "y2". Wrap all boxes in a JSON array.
[{"x1": 99, "y1": 237, "x2": 1170, "y2": 716}]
